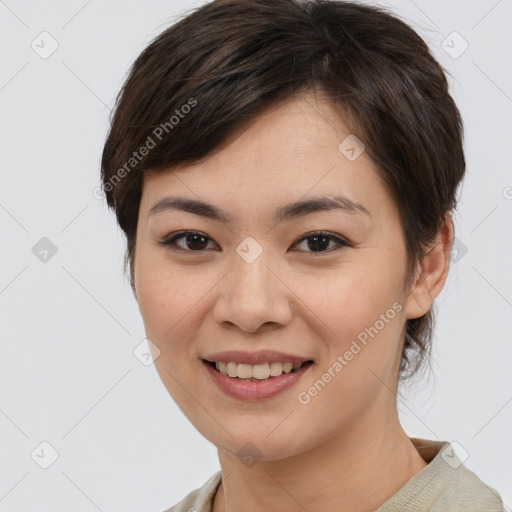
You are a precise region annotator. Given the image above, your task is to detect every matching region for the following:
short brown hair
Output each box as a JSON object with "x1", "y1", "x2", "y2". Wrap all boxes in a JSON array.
[{"x1": 100, "y1": 0, "x2": 465, "y2": 383}]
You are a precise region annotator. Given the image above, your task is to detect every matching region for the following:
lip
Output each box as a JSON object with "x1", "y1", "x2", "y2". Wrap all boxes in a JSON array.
[
  {"x1": 202, "y1": 359, "x2": 314, "y2": 401},
  {"x1": 202, "y1": 350, "x2": 313, "y2": 365}
]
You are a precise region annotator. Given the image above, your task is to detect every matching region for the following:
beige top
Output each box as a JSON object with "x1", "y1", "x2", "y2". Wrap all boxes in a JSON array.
[{"x1": 163, "y1": 438, "x2": 505, "y2": 512}]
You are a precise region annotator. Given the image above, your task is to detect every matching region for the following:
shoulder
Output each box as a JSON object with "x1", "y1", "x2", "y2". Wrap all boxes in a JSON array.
[
  {"x1": 377, "y1": 439, "x2": 505, "y2": 512},
  {"x1": 427, "y1": 449, "x2": 504, "y2": 511},
  {"x1": 160, "y1": 471, "x2": 222, "y2": 512}
]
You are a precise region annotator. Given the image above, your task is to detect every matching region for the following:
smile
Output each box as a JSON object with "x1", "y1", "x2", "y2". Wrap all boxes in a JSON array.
[
  {"x1": 202, "y1": 359, "x2": 314, "y2": 401},
  {"x1": 206, "y1": 359, "x2": 312, "y2": 380}
]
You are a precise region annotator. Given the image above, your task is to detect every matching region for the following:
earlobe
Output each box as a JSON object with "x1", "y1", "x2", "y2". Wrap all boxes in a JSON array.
[{"x1": 404, "y1": 214, "x2": 454, "y2": 320}]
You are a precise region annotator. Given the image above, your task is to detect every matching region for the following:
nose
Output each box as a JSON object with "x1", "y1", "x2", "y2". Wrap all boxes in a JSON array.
[{"x1": 212, "y1": 250, "x2": 293, "y2": 333}]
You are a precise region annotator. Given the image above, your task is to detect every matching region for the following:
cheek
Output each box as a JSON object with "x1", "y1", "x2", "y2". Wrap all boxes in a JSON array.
[
  {"x1": 135, "y1": 259, "x2": 211, "y2": 409},
  {"x1": 300, "y1": 257, "x2": 404, "y2": 334},
  {"x1": 296, "y1": 254, "x2": 406, "y2": 384},
  {"x1": 135, "y1": 255, "x2": 216, "y2": 353},
  {"x1": 294, "y1": 271, "x2": 405, "y2": 426}
]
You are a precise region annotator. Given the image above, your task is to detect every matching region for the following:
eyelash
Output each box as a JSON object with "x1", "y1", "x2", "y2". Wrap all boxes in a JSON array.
[{"x1": 158, "y1": 230, "x2": 351, "y2": 255}]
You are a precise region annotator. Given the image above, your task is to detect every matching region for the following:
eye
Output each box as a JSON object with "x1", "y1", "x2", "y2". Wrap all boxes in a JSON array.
[
  {"x1": 159, "y1": 231, "x2": 217, "y2": 252},
  {"x1": 159, "y1": 230, "x2": 350, "y2": 255},
  {"x1": 292, "y1": 231, "x2": 350, "y2": 254}
]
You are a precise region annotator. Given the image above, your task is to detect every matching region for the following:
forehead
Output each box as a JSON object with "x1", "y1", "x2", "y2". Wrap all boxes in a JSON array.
[{"x1": 139, "y1": 91, "x2": 391, "y2": 221}]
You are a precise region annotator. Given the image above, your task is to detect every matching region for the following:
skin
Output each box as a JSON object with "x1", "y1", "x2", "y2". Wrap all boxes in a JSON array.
[{"x1": 133, "y1": 89, "x2": 453, "y2": 512}]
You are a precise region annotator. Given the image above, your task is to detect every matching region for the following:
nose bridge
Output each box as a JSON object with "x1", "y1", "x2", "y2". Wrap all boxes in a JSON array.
[
  {"x1": 231, "y1": 241, "x2": 276, "y2": 302},
  {"x1": 214, "y1": 238, "x2": 292, "y2": 331}
]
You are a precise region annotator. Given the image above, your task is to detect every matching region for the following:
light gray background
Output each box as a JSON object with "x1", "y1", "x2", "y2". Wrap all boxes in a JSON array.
[{"x1": 0, "y1": 0, "x2": 511, "y2": 510}]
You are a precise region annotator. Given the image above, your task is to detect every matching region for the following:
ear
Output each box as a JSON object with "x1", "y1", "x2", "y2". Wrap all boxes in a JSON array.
[{"x1": 404, "y1": 214, "x2": 454, "y2": 320}]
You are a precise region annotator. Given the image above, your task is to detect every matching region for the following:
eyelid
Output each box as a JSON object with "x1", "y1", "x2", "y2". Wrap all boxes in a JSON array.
[{"x1": 158, "y1": 229, "x2": 351, "y2": 254}]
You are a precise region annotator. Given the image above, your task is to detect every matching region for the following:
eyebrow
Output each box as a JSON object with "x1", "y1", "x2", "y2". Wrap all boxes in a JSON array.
[{"x1": 148, "y1": 194, "x2": 371, "y2": 223}]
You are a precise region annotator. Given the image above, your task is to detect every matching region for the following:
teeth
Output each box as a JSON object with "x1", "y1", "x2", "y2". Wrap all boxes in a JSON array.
[{"x1": 213, "y1": 361, "x2": 307, "y2": 380}]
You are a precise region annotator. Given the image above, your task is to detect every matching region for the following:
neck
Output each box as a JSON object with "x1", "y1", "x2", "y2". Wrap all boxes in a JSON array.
[{"x1": 213, "y1": 406, "x2": 427, "y2": 512}]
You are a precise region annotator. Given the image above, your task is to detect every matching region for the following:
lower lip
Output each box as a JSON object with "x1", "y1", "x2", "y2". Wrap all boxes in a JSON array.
[{"x1": 202, "y1": 360, "x2": 313, "y2": 401}]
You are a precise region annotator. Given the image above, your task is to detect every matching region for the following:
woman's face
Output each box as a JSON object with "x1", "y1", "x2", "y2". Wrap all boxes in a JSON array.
[{"x1": 133, "y1": 91, "x2": 423, "y2": 461}]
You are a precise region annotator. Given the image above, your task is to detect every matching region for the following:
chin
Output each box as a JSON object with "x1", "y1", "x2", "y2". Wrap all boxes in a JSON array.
[{"x1": 205, "y1": 423, "x2": 316, "y2": 463}]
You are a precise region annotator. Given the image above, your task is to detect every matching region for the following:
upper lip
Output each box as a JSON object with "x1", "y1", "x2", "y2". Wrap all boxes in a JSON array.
[{"x1": 203, "y1": 350, "x2": 313, "y2": 365}]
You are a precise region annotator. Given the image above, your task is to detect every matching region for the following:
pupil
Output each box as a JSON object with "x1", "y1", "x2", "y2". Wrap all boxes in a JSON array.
[
  {"x1": 187, "y1": 234, "x2": 208, "y2": 250},
  {"x1": 309, "y1": 235, "x2": 329, "y2": 252}
]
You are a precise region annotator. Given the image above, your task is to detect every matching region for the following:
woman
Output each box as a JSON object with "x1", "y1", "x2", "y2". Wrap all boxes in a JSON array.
[{"x1": 100, "y1": 0, "x2": 505, "y2": 510}]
